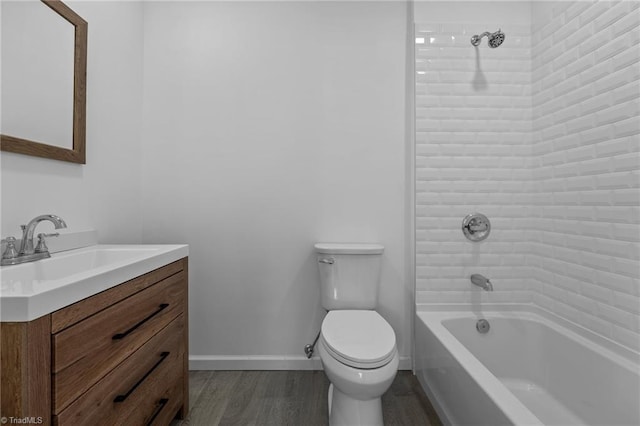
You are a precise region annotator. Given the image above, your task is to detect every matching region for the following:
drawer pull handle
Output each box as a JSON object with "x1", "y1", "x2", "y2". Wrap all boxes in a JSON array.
[
  {"x1": 114, "y1": 352, "x2": 170, "y2": 403},
  {"x1": 146, "y1": 398, "x2": 169, "y2": 426},
  {"x1": 112, "y1": 303, "x2": 169, "y2": 340}
]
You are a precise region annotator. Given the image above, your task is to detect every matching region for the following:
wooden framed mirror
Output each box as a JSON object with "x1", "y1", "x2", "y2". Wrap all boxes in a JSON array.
[{"x1": 1, "y1": 0, "x2": 87, "y2": 164}]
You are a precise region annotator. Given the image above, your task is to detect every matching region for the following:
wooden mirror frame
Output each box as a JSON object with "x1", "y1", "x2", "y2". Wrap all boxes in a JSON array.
[{"x1": 1, "y1": 0, "x2": 87, "y2": 164}]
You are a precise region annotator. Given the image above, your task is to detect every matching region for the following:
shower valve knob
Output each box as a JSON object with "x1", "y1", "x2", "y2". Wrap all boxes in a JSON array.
[{"x1": 462, "y1": 213, "x2": 491, "y2": 242}]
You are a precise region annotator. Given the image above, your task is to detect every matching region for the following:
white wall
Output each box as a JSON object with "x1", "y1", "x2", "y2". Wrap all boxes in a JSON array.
[
  {"x1": 1, "y1": 1, "x2": 144, "y2": 244},
  {"x1": 140, "y1": 1, "x2": 411, "y2": 369},
  {"x1": 2, "y1": 0, "x2": 412, "y2": 369}
]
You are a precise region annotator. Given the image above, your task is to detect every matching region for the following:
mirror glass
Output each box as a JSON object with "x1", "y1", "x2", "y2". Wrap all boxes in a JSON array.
[
  {"x1": 0, "y1": 0, "x2": 87, "y2": 164},
  {"x1": 2, "y1": 1, "x2": 74, "y2": 149}
]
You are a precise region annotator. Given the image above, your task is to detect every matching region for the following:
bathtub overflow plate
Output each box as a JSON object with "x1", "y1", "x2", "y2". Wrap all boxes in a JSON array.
[{"x1": 476, "y1": 319, "x2": 490, "y2": 334}]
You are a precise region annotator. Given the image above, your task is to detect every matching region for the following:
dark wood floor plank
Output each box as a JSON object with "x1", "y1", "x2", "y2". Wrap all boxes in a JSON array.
[
  {"x1": 219, "y1": 371, "x2": 270, "y2": 425},
  {"x1": 269, "y1": 371, "x2": 295, "y2": 425},
  {"x1": 294, "y1": 371, "x2": 330, "y2": 425},
  {"x1": 176, "y1": 371, "x2": 241, "y2": 426},
  {"x1": 382, "y1": 371, "x2": 442, "y2": 426},
  {"x1": 187, "y1": 371, "x2": 215, "y2": 411},
  {"x1": 259, "y1": 371, "x2": 292, "y2": 425},
  {"x1": 173, "y1": 370, "x2": 440, "y2": 426}
]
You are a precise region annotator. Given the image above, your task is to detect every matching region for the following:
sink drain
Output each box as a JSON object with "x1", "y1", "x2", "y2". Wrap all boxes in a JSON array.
[{"x1": 476, "y1": 319, "x2": 490, "y2": 334}]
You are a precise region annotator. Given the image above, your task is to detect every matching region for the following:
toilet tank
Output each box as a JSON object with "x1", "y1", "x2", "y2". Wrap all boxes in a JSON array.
[{"x1": 314, "y1": 243, "x2": 384, "y2": 310}]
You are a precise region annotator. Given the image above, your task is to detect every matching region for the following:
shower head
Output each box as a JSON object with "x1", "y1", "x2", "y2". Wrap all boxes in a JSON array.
[
  {"x1": 488, "y1": 30, "x2": 505, "y2": 48},
  {"x1": 470, "y1": 29, "x2": 505, "y2": 48}
]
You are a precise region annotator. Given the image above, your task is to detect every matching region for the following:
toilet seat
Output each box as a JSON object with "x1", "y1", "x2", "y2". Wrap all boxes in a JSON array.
[{"x1": 321, "y1": 310, "x2": 396, "y2": 369}]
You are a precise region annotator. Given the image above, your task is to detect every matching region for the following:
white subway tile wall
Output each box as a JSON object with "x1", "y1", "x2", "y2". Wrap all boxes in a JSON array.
[
  {"x1": 415, "y1": 21, "x2": 534, "y2": 307},
  {"x1": 415, "y1": 1, "x2": 640, "y2": 351},
  {"x1": 531, "y1": 1, "x2": 640, "y2": 351}
]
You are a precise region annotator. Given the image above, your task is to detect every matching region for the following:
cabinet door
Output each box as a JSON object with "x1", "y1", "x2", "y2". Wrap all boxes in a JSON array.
[{"x1": 0, "y1": 316, "x2": 51, "y2": 425}]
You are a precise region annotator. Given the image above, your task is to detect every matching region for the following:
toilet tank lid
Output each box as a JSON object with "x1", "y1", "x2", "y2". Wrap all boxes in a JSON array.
[{"x1": 314, "y1": 243, "x2": 384, "y2": 254}]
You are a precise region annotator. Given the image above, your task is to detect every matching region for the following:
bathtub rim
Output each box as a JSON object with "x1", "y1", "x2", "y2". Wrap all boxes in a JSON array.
[
  {"x1": 417, "y1": 302, "x2": 640, "y2": 366},
  {"x1": 415, "y1": 303, "x2": 640, "y2": 426}
]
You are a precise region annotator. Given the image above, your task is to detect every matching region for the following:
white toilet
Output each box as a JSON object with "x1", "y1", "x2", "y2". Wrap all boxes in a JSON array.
[{"x1": 315, "y1": 243, "x2": 398, "y2": 426}]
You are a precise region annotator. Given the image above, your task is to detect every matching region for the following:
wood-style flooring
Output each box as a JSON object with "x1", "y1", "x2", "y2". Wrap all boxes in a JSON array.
[{"x1": 172, "y1": 370, "x2": 441, "y2": 426}]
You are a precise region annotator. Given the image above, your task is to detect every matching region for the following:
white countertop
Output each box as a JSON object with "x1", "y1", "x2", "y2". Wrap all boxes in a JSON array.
[{"x1": 0, "y1": 244, "x2": 189, "y2": 322}]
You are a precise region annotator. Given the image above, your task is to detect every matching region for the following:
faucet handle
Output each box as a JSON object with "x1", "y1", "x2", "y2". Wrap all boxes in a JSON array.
[
  {"x1": 34, "y1": 233, "x2": 59, "y2": 254},
  {"x1": 1, "y1": 237, "x2": 19, "y2": 260}
]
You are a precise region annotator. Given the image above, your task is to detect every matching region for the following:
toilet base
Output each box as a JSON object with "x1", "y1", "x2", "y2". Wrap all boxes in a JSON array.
[{"x1": 328, "y1": 383, "x2": 384, "y2": 426}]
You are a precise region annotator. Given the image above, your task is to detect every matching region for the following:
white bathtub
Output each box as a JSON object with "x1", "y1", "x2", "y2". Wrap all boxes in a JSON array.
[{"x1": 415, "y1": 306, "x2": 640, "y2": 426}]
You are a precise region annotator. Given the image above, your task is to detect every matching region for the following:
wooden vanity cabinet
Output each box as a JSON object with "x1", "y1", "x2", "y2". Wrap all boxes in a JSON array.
[{"x1": 0, "y1": 258, "x2": 189, "y2": 426}]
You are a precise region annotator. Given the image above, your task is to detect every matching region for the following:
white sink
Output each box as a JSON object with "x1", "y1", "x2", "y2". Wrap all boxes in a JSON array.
[
  {"x1": 2, "y1": 246, "x2": 163, "y2": 282},
  {"x1": 0, "y1": 244, "x2": 188, "y2": 321}
]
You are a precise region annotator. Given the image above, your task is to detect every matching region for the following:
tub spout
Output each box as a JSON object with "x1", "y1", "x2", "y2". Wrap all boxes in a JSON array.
[{"x1": 471, "y1": 274, "x2": 493, "y2": 291}]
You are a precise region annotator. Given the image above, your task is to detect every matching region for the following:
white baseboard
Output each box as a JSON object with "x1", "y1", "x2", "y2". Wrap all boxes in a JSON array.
[
  {"x1": 189, "y1": 355, "x2": 323, "y2": 370},
  {"x1": 189, "y1": 355, "x2": 412, "y2": 371}
]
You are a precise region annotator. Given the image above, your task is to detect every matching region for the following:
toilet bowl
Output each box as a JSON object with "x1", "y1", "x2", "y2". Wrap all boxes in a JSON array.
[{"x1": 318, "y1": 310, "x2": 398, "y2": 426}]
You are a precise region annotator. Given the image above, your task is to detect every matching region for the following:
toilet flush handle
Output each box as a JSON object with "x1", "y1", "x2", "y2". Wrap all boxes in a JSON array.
[{"x1": 318, "y1": 258, "x2": 334, "y2": 265}]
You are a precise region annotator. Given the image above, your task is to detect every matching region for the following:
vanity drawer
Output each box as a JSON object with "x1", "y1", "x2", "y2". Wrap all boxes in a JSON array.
[
  {"x1": 51, "y1": 260, "x2": 184, "y2": 334},
  {"x1": 52, "y1": 270, "x2": 186, "y2": 412},
  {"x1": 54, "y1": 315, "x2": 185, "y2": 426}
]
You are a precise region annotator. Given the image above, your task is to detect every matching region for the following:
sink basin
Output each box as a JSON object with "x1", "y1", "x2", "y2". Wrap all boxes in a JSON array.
[
  {"x1": 0, "y1": 244, "x2": 188, "y2": 321},
  {"x1": 1, "y1": 246, "x2": 163, "y2": 283}
]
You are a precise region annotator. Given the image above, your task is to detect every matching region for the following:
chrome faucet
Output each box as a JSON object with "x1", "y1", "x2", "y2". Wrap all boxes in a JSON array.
[
  {"x1": 1, "y1": 214, "x2": 67, "y2": 266},
  {"x1": 471, "y1": 274, "x2": 493, "y2": 291},
  {"x1": 19, "y1": 214, "x2": 67, "y2": 254}
]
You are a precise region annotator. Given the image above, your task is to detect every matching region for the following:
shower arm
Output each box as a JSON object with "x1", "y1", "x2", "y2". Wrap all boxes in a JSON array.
[{"x1": 471, "y1": 32, "x2": 492, "y2": 46}]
